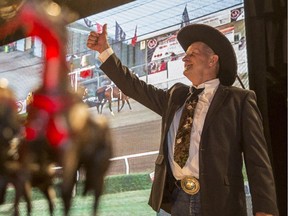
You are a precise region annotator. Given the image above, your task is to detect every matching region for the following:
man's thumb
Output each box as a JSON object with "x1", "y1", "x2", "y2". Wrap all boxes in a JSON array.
[{"x1": 102, "y1": 24, "x2": 107, "y2": 35}]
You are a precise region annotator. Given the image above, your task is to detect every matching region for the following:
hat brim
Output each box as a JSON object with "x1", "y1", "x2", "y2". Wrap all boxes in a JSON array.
[{"x1": 177, "y1": 24, "x2": 237, "y2": 86}]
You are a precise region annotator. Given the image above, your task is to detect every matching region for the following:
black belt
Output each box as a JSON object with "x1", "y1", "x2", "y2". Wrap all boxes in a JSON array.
[{"x1": 175, "y1": 176, "x2": 200, "y2": 195}]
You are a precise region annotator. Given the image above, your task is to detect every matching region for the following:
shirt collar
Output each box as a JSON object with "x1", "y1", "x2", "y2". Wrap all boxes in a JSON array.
[{"x1": 190, "y1": 78, "x2": 220, "y2": 94}]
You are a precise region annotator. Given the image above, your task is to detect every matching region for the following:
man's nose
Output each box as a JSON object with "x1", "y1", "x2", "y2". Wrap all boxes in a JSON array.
[{"x1": 182, "y1": 54, "x2": 188, "y2": 62}]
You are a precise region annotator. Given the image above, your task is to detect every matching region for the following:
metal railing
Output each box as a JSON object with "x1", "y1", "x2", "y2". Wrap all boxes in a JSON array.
[{"x1": 110, "y1": 150, "x2": 159, "y2": 175}]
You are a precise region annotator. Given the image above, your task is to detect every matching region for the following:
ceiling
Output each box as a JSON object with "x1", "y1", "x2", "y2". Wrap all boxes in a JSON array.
[
  {"x1": 75, "y1": 0, "x2": 244, "y2": 41},
  {"x1": 0, "y1": 0, "x2": 244, "y2": 45}
]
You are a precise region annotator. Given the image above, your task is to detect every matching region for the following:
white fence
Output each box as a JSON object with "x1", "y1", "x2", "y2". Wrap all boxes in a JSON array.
[{"x1": 110, "y1": 150, "x2": 159, "y2": 175}]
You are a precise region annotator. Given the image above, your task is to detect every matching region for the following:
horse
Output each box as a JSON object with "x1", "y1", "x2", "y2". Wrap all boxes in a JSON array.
[
  {"x1": 95, "y1": 85, "x2": 132, "y2": 115},
  {"x1": 77, "y1": 85, "x2": 106, "y2": 114}
]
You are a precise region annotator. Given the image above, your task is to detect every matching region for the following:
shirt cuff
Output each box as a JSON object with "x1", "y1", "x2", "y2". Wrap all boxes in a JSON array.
[{"x1": 98, "y1": 47, "x2": 114, "y2": 63}]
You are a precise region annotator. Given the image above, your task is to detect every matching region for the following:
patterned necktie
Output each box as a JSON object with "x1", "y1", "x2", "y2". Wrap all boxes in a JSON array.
[{"x1": 174, "y1": 87, "x2": 204, "y2": 168}]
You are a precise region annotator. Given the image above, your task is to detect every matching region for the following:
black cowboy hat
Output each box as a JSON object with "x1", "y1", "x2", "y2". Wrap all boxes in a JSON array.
[{"x1": 177, "y1": 24, "x2": 237, "y2": 86}]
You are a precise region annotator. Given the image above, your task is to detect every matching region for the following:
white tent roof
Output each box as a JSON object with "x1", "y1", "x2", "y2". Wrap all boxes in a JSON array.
[{"x1": 76, "y1": 0, "x2": 244, "y2": 41}]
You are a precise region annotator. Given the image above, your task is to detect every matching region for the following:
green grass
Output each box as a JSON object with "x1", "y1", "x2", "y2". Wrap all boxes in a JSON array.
[
  {"x1": 0, "y1": 189, "x2": 155, "y2": 216},
  {"x1": 0, "y1": 173, "x2": 154, "y2": 215},
  {"x1": 97, "y1": 189, "x2": 155, "y2": 216},
  {"x1": 0, "y1": 169, "x2": 248, "y2": 215}
]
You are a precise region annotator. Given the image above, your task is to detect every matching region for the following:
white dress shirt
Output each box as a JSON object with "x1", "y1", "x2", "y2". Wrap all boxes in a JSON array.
[
  {"x1": 167, "y1": 79, "x2": 220, "y2": 180},
  {"x1": 98, "y1": 47, "x2": 114, "y2": 63}
]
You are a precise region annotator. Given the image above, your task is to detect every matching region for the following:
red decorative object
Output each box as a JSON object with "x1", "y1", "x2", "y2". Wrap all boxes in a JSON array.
[{"x1": 80, "y1": 69, "x2": 92, "y2": 78}]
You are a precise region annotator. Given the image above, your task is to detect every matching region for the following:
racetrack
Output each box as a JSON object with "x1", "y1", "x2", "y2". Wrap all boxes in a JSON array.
[{"x1": 89, "y1": 98, "x2": 162, "y2": 176}]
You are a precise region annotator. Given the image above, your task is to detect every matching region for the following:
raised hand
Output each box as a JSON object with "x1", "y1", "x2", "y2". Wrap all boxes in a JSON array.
[{"x1": 87, "y1": 24, "x2": 110, "y2": 53}]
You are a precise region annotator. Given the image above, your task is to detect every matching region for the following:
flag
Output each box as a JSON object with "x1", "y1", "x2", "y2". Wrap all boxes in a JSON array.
[
  {"x1": 131, "y1": 25, "x2": 137, "y2": 46},
  {"x1": 84, "y1": 18, "x2": 93, "y2": 27},
  {"x1": 95, "y1": 23, "x2": 103, "y2": 33},
  {"x1": 115, "y1": 21, "x2": 126, "y2": 42},
  {"x1": 181, "y1": 5, "x2": 190, "y2": 28},
  {"x1": 84, "y1": 18, "x2": 102, "y2": 33}
]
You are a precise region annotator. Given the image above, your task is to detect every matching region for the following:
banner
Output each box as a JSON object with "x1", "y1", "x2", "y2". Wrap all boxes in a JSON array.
[{"x1": 146, "y1": 31, "x2": 184, "y2": 74}]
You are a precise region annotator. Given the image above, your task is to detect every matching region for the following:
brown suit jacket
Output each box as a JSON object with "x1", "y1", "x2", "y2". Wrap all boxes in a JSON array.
[{"x1": 100, "y1": 54, "x2": 278, "y2": 216}]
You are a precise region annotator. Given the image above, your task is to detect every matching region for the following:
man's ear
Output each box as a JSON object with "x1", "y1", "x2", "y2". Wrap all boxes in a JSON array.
[{"x1": 210, "y1": 54, "x2": 219, "y2": 66}]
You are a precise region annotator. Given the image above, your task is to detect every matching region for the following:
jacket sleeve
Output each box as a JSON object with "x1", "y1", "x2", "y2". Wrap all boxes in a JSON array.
[
  {"x1": 241, "y1": 91, "x2": 279, "y2": 215},
  {"x1": 100, "y1": 53, "x2": 168, "y2": 116}
]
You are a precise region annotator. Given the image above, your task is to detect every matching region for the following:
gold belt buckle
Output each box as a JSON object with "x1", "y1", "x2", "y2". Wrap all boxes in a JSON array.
[{"x1": 180, "y1": 176, "x2": 200, "y2": 195}]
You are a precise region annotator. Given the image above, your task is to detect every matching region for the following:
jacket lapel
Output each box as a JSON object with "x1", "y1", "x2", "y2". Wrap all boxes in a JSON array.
[
  {"x1": 160, "y1": 87, "x2": 187, "y2": 159},
  {"x1": 202, "y1": 85, "x2": 229, "y2": 133},
  {"x1": 163, "y1": 85, "x2": 189, "y2": 137}
]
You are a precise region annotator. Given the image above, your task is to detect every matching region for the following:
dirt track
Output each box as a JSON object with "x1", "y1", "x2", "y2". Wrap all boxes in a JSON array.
[{"x1": 89, "y1": 99, "x2": 162, "y2": 176}]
